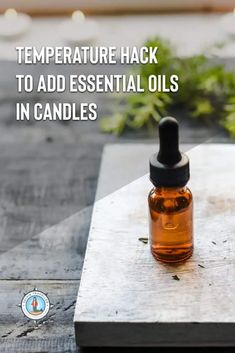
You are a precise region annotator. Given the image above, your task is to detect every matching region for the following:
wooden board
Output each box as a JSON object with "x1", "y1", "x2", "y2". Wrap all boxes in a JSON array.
[{"x1": 74, "y1": 144, "x2": 235, "y2": 347}]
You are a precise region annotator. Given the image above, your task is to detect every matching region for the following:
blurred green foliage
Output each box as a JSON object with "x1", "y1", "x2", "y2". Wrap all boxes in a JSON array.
[{"x1": 100, "y1": 37, "x2": 235, "y2": 137}]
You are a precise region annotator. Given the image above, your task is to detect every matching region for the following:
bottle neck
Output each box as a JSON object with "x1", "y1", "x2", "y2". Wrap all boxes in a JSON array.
[{"x1": 153, "y1": 185, "x2": 187, "y2": 193}]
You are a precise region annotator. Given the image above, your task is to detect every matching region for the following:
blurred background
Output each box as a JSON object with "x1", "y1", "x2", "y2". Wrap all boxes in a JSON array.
[
  {"x1": 1, "y1": 0, "x2": 235, "y2": 59},
  {"x1": 0, "y1": 1, "x2": 235, "y2": 351},
  {"x1": 0, "y1": 0, "x2": 234, "y2": 14}
]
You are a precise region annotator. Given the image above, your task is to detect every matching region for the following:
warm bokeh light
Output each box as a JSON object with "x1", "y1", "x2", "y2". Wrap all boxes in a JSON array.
[
  {"x1": 72, "y1": 10, "x2": 85, "y2": 23},
  {"x1": 4, "y1": 8, "x2": 18, "y2": 19}
]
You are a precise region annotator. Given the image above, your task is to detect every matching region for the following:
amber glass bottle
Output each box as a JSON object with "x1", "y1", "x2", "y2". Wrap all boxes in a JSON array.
[{"x1": 149, "y1": 117, "x2": 193, "y2": 263}]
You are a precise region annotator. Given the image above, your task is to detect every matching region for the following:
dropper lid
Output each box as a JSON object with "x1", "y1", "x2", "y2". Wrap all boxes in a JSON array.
[{"x1": 149, "y1": 117, "x2": 190, "y2": 187}]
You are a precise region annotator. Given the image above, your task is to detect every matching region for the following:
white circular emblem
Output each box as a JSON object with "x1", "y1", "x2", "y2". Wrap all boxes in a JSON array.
[{"x1": 21, "y1": 289, "x2": 50, "y2": 321}]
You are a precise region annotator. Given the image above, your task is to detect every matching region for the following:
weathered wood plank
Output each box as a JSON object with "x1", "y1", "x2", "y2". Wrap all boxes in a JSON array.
[
  {"x1": 0, "y1": 143, "x2": 100, "y2": 254},
  {"x1": 0, "y1": 280, "x2": 78, "y2": 339},
  {"x1": 74, "y1": 144, "x2": 235, "y2": 347},
  {"x1": 0, "y1": 207, "x2": 91, "y2": 280},
  {"x1": 0, "y1": 143, "x2": 231, "y2": 280},
  {"x1": 0, "y1": 143, "x2": 234, "y2": 351},
  {"x1": 0, "y1": 338, "x2": 77, "y2": 353}
]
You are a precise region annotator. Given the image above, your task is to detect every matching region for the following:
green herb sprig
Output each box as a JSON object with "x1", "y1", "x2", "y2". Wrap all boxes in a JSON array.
[{"x1": 100, "y1": 37, "x2": 235, "y2": 136}]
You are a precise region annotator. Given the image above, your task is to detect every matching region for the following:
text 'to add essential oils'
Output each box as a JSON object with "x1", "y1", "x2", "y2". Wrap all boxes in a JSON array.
[{"x1": 148, "y1": 117, "x2": 193, "y2": 263}]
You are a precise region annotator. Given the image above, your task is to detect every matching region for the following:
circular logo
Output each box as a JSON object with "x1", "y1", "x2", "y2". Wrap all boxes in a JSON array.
[{"x1": 21, "y1": 289, "x2": 50, "y2": 321}]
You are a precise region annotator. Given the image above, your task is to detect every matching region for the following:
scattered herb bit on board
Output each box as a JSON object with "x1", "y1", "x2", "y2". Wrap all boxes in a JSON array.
[
  {"x1": 138, "y1": 237, "x2": 149, "y2": 244},
  {"x1": 212, "y1": 241, "x2": 217, "y2": 245},
  {"x1": 223, "y1": 240, "x2": 227, "y2": 243},
  {"x1": 172, "y1": 275, "x2": 180, "y2": 281},
  {"x1": 100, "y1": 37, "x2": 235, "y2": 137},
  {"x1": 198, "y1": 264, "x2": 205, "y2": 269},
  {"x1": 46, "y1": 136, "x2": 54, "y2": 143}
]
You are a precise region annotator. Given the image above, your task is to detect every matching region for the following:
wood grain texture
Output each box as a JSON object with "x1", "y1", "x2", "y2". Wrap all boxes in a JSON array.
[
  {"x1": 75, "y1": 144, "x2": 235, "y2": 347},
  {"x1": 0, "y1": 338, "x2": 77, "y2": 353},
  {"x1": 0, "y1": 207, "x2": 91, "y2": 280},
  {"x1": 0, "y1": 280, "x2": 78, "y2": 339},
  {"x1": 0, "y1": 144, "x2": 100, "y2": 255}
]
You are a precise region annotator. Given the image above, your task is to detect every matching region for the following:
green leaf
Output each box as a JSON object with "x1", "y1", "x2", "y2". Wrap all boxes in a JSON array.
[
  {"x1": 223, "y1": 112, "x2": 235, "y2": 138},
  {"x1": 99, "y1": 36, "x2": 235, "y2": 137},
  {"x1": 191, "y1": 99, "x2": 214, "y2": 118},
  {"x1": 100, "y1": 113, "x2": 127, "y2": 135}
]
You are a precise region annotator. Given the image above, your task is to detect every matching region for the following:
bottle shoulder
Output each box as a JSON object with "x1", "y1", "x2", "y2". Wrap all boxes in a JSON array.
[
  {"x1": 149, "y1": 186, "x2": 192, "y2": 197},
  {"x1": 148, "y1": 186, "x2": 192, "y2": 213}
]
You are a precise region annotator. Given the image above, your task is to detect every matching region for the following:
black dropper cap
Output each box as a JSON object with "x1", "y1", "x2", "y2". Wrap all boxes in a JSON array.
[{"x1": 149, "y1": 117, "x2": 190, "y2": 187}]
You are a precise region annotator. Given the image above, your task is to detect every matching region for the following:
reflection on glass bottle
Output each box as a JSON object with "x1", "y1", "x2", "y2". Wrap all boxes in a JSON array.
[{"x1": 149, "y1": 186, "x2": 193, "y2": 262}]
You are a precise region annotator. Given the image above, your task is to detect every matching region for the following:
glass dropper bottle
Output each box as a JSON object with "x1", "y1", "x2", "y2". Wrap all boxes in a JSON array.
[{"x1": 148, "y1": 117, "x2": 193, "y2": 263}]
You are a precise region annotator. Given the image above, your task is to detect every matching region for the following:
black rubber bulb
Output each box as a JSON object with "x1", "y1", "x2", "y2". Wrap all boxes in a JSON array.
[{"x1": 157, "y1": 117, "x2": 182, "y2": 165}]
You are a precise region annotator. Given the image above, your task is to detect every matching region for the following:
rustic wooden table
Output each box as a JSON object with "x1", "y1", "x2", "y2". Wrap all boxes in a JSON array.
[
  {"x1": 75, "y1": 144, "x2": 235, "y2": 347},
  {"x1": 0, "y1": 14, "x2": 234, "y2": 352}
]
